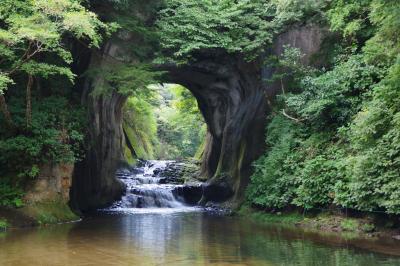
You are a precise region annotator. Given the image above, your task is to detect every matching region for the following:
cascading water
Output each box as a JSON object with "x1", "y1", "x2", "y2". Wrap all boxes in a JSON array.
[{"x1": 107, "y1": 160, "x2": 201, "y2": 213}]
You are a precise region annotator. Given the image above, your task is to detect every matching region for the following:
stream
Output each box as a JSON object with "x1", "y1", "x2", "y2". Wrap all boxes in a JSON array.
[
  {"x1": 108, "y1": 160, "x2": 201, "y2": 213},
  {"x1": 1, "y1": 160, "x2": 400, "y2": 265}
]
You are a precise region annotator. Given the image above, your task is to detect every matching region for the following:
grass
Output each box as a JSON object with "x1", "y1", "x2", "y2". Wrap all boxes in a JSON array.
[
  {"x1": 361, "y1": 223, "x2": 376, "y2": 233},
  {"x1": 237, "y1": 204, "x2": 380, "y2": 239},
  {"x1": 0, "y1": 219, "x2": 8, "y2": 231},
  {"x1": 341, "y1": 218, "x2": 359, "y2": 231},
  {"x1": 237, "y1": 205, "x2": 303, "y2": 225}
]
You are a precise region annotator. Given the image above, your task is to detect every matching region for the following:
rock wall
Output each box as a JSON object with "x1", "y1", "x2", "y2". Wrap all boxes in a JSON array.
[
  {"x1": 69, "y1": 0, "x2": 159, "y2": 211},
  {"x1": 24, "y1": 164, "x2": 74, "y2": 204},
  {"x1": 165, "y1": 54, "x2": 267, "y2": 205},
  {"x1": 165, "y1": 23, "x2": 325, "y2": 206},
  {"x1": 70, "y1": 23, "x2": 325, "y2": 211},
  {"x1": 70, "y1": 38, "x2": 130, "y2": 211}
]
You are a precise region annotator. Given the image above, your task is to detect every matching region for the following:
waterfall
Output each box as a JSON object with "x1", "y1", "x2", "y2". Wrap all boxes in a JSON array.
[{"x1": 107, "y1": 160, "x2": 200, "y2": 213}]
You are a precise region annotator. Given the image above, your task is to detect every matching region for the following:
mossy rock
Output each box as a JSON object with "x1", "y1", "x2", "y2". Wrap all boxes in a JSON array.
[
  {"x1": 123, "y1": 123, "x2": 154, "y2": 160},
  {"x1": 20, "y1": 198, "x2": 79, "y2": 225}
]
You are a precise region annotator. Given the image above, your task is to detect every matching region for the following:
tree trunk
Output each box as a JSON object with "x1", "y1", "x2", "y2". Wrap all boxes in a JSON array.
[
  {"x1": 26, "y1": 75, "x2": 33, "y2": 128},
  {"x1": 0, "y1": 94, "x2": 14, "y2": 129}
]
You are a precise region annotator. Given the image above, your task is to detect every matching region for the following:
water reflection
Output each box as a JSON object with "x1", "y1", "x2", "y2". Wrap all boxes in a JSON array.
[{"x1": 0, "y1": 212, "x2": 399, "y2": 265}]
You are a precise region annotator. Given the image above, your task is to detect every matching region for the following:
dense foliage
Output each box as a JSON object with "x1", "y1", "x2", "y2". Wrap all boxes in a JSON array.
[
  {"x1": 123, "y1": 84, "x2": 206, "y2": 161},
  {"x1": 123, "y1": 93, "x2": 158, "y2": 161},
  {"x1": 0, "y1": 0, "x2": 111, "y2": 207},
  {"x1": 156, "y1": 0, "x2": 324, "y2": 63},
  {"x1": 155, "y1": 84, "x2": 206, "y2": 159},
  {"x1": 1, "y1": 0, "x2": 399, "y2": 219},
  {"x1": 247, "y1": 0, "x2": 400, "y2": 214},
  {"x1": 87, "y1": 0, "x2": 163, "y2": 98}
]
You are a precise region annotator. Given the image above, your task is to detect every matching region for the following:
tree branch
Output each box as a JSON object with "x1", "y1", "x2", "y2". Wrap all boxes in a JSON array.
[
  {"x1": 8, "y1": 42, "x2": 43, "y2": 76},
  {"x1": 282, "y1": 109, "x2": 305, "y2": 123},
  {"x1": 26, "y1": 75, "x2": 34, "y2": 128}
]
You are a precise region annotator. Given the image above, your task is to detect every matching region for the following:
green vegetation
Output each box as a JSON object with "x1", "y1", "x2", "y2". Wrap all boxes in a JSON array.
[
  {"x1": 340, "y1": 219, "x2": 359, "y2": 232},
  {"x1": 21, "y1": 198, "x2": 79, "y2": 225},
  {"x1": 123, "y1": 95, "x2": 158, "y2": 160},
  {"x1": 0, "y1": 219, "x2": 8, "y2": 231},
  {"x1": 157, "y1": 0, "x2": 324, "y2": 63},
  {"x1": 239, "y1": 205, "x2": 382, "y2": 238},
  {"x1": 238, "y1": 205, "x2": 303, "y2": 225},
  {"x1": 123, "y1": 84, "x2": 206, "y2": 161},
  {"x1": 247, "y1": 0, "x2": 400, "y2": 215},
  {"x1": 155, "y1": 84, "x2": 206, "y2": 159},
  {"x1": 1, "y1": 0, "x2": 400, "y2": 228},
  {"x1": 0, "y1": 177, "x2": 24, "y2": 208},
  {"x1": 0, "y1": 0, "x2": 113, "y2": 209},
  {"x1": 87, "y1": 0, "x2": 162, "y2": 98}
]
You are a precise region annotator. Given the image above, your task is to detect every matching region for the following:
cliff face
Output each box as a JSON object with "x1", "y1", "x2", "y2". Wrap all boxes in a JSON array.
[
  {"x1": 70, "y1": 23, "x2": 324, "y2": 211},
  {"x1": 25, "y1": 164, "x2": 74, "y2": 204},
  {"x1": 165, "y1": 55, "x2": 267, "y2": 205},
  {"x1": 70, "y1": 39, "x2": 131, "y2": 211},
  {"x1": 166, "y1": 24, "x2": 325, "y2": 205}
]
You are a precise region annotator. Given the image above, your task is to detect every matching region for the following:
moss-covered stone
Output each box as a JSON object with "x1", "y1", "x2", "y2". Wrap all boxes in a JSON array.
[
  {"x1": 20, "y1": 198, "x2": 79, "y2": 225},
  {"x1": 123, "y1": 122, "x2": 154, "y2": 160},
  {"x1": 123, "y1": 144, "x2": 135, "y2": 165}
]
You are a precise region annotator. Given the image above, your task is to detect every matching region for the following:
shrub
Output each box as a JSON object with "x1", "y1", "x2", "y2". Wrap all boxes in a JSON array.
[{"x1": 0, "y1": 96, "x2": 86, "y2": 179}]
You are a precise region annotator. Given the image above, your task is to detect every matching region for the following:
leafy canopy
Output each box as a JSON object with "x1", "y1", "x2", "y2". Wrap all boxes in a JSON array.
[
  {"x1": 156, "y1": 0, "x2": 326, "y2": 63},
  {"x1": 0, "y1": 0, "x2": 117, "y2": 94},
  {"x1": 247, "y1": 0, "x2": 400, "y2": 214}
]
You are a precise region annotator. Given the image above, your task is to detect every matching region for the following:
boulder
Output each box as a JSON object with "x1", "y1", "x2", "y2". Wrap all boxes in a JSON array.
[
  {"x1": 173, "y1": 185, "x2": 203, "y2": 205},
  {"x1": 202, "y1": 179, "x2": 234, "y2": 203}
]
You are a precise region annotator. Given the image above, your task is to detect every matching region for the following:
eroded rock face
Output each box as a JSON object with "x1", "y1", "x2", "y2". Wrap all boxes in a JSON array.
[
  {"x1": 70, "y1": 37, "x2": 131, "y2": 211},
  {"x1": 70, "y1": 23, "x2": 325, "y2": 210},
  {"x1": 165, "y1": 54, "x2": 267, "y2": 205},
  {"x1": 25, "y1": 164, "x2": 74, "y2": 204},
  {"x1": 172, "y1": 185, "x2": 203, "y2": 205},
  {"x1": 165, "y1": 23, "x2": 325, "y2": 205}
]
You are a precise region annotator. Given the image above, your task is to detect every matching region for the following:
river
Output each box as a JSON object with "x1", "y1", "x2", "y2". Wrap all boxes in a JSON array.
[{"x1": 0, "y1": 161, "x2": 399, "y2": 265}]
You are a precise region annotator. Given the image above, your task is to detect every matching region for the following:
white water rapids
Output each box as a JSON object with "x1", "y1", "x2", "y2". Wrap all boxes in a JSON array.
[{"x1": 107, "y1": 160, "x2": 201, "y2": 214}]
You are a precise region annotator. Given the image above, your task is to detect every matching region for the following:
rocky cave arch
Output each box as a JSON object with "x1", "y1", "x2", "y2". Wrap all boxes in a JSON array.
[
  {"x1": 70, "y1": 23, "x2": 324, "y2": 212},
  {"x1": 163, "y1": 55, "x2": 268, "y2": 206}
]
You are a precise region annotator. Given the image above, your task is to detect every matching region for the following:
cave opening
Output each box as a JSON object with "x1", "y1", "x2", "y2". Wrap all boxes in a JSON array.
[
  {"x1": 122, "y1": 83, "x2": 206, "y2": 163},
  {"x1": 71, "y1": 57, "x2": 269, "y2": 211}
]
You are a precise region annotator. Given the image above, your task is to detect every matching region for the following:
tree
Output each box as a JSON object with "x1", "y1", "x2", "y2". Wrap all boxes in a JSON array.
[
  {"x1": 156, "y1": 0, "x2": 325, "y2": 63},
  {"x1": 0, "y1": 0, "x2": 116, "y2": 129}
]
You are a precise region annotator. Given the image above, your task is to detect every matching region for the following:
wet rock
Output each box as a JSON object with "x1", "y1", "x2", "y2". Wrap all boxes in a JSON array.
[
  {"x1": 155, "y1": 160, "x2": 203, "y2": 185},
  {"x1": 173, "y1": 185, "x2": 203, "y2": 205},
  {"x1": 134, "y1": 159, "x2": 145, "y2": 167},
  {"x1": 71, "y1": 74, "x2": 126, "y2": 211},
  {"x1": 155, "y1": 162, "x2": 186, "y2": 184},
  {"x1": 393, "y1": 235, "x2": 400, "y2": 240},
  {"x1": 204, "y1": 204, "x2": 233, "y2": 216},
  {"x1": 131, "y1": 168, "x2": 144, "y2": 175},
  {"x1": 202, "y1": 180, "x2": 234, "y2": 203},
  {"x1": 0, "y1": 207, "x2": 38, "y2": 228},
  {"x1": 116, "y1": 169, "x2": 133, "y2": 179}
]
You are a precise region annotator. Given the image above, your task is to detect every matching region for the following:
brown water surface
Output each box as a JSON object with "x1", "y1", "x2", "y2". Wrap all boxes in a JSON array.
[{"x1": 0, "y1": 211, "x2": 400, "y2": 266}]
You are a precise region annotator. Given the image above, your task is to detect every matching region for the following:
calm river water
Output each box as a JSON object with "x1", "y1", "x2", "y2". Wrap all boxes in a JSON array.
[
  {"x1": 1, "y1": 210, "x2": 400, "y2": 266},
  {"x1": 1, "y1": 161, "x2": 400, "y2": 265}
]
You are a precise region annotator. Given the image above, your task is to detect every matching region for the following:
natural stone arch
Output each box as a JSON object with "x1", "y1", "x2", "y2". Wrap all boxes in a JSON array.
[
  {"x1": 163, "y1": 54, "x2": 268, "y2": 205},
  {"x1": 70, "y1": 23, "x2": 325, "y2": 211}
]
